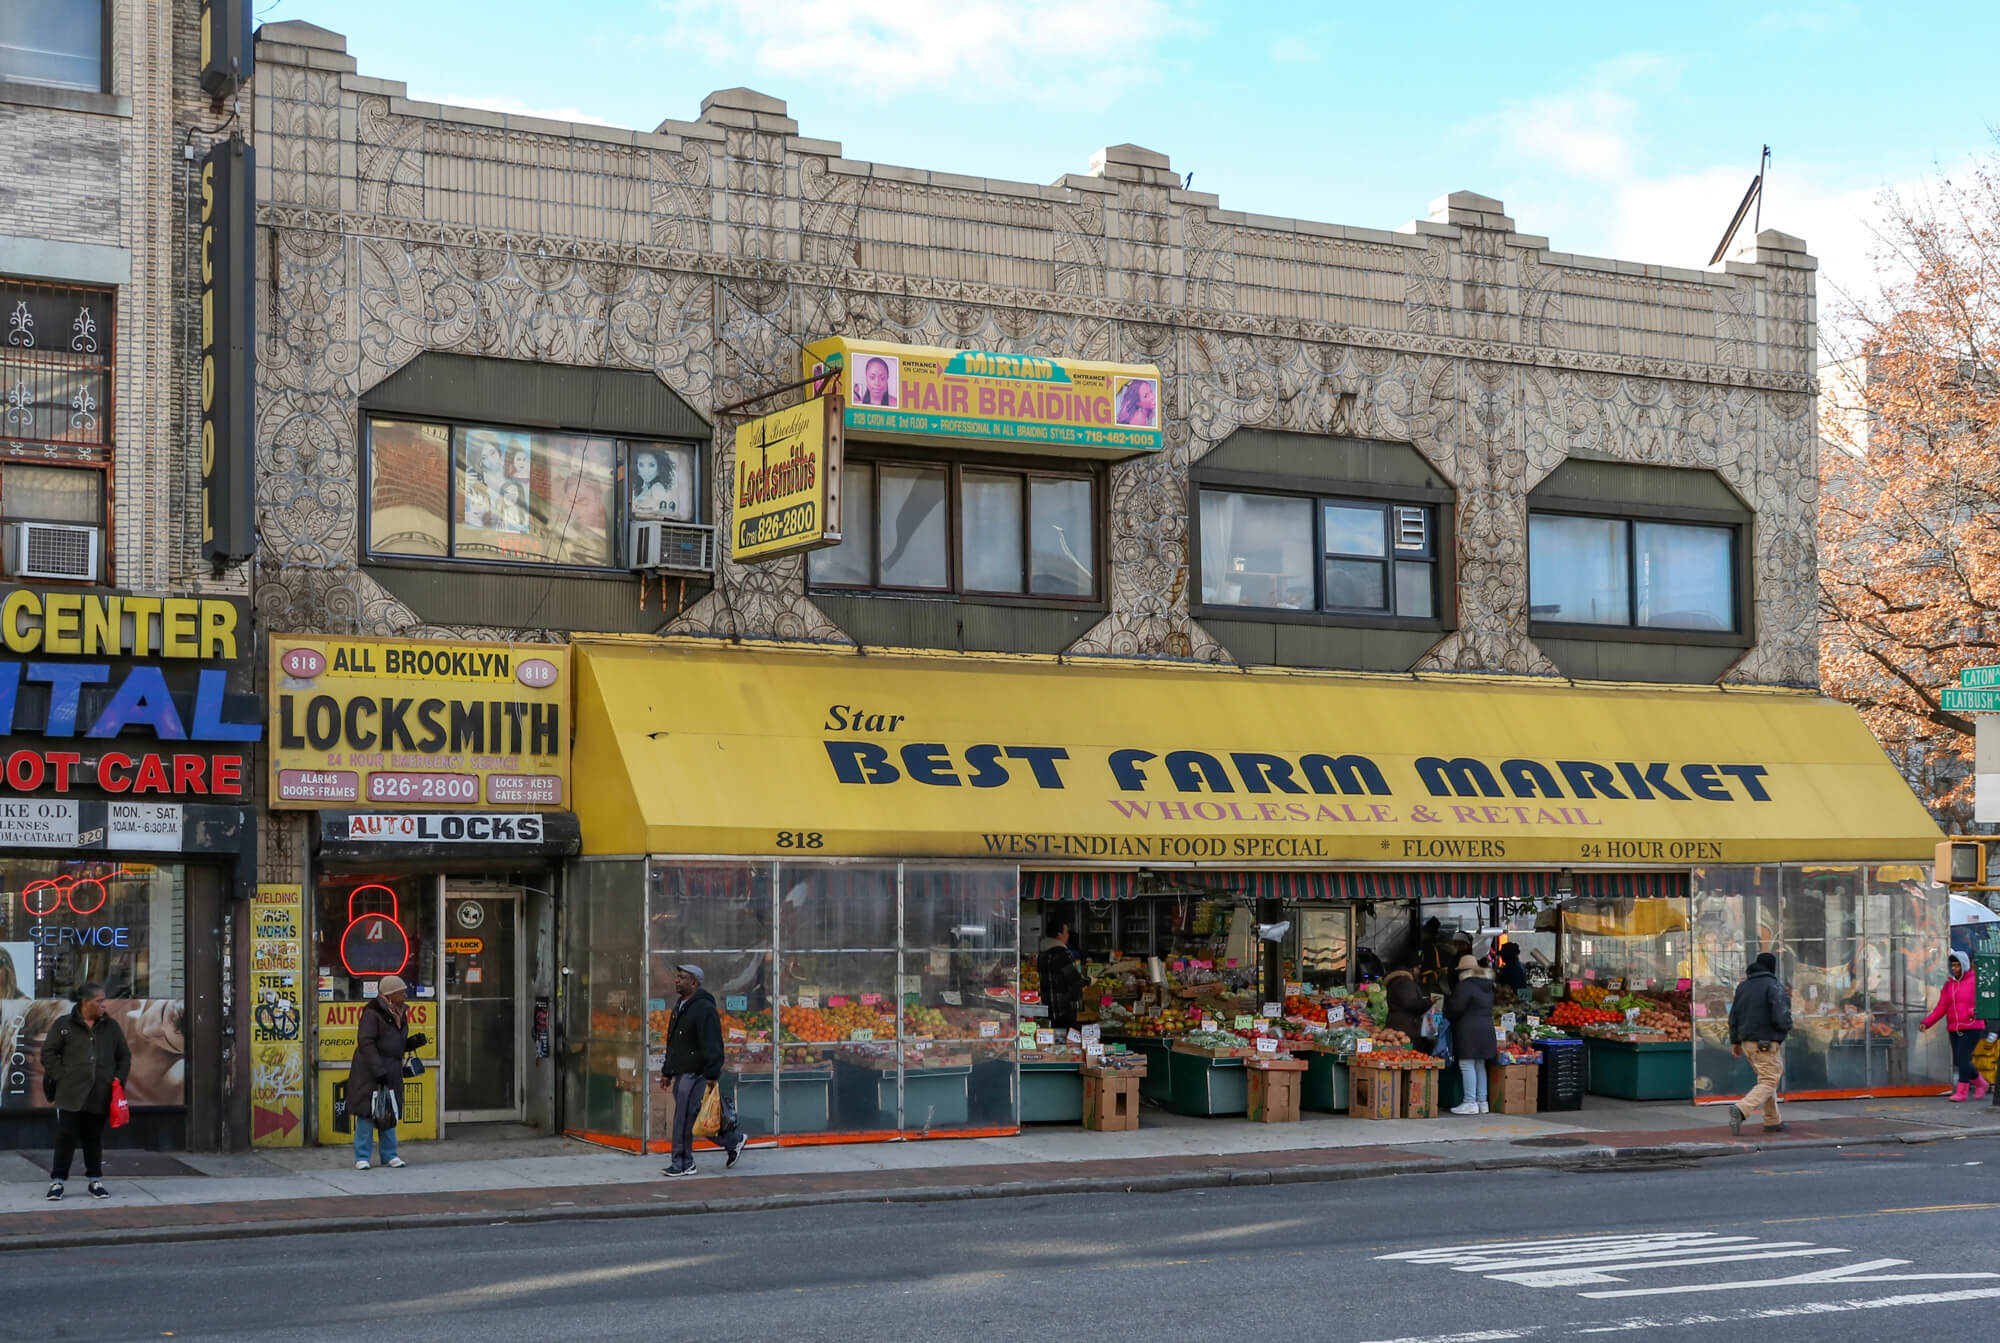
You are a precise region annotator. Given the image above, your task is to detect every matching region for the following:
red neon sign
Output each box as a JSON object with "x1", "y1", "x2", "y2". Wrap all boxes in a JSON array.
[
  {"x1": 338, "y1": 883, "x2": 411, "y2": 977},
  {"x1": 23, "y1": 875, "x2": 108, "y2": 917}
]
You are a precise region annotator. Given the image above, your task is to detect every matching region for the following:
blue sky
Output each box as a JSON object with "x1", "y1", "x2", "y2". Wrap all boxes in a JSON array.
[{"x1": 266, "y1": 0, "x2": 1996, "y2": 311}]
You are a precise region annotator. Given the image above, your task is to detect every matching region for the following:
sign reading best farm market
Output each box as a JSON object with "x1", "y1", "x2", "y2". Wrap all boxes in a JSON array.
[
  {"x1": 805, "y1": 338, "x2": 1163, "y2": 459},
  {"x1": 270, "y1": 636, "x2": 568, "y2": 810}
]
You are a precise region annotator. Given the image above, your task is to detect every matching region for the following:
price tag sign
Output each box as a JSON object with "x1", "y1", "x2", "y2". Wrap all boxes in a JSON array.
[
  {"x1": 1200, "y1": 1016, "x2": 1218, "y2": 1032},
  {"x1": 827, "y1": 995, "x2": 850, "y2": 1008},
  {"x1": 1066, "y1": 1029, "x2": 1081, "y2": 1044},
  {"x1": 860, "y1": 992, "x2": 882, "y2": 1006},
  {"x1": 725, "y1": 994, "x2": 749, "y2": 1012},
  {"x1": 1081, "y1": 1024, "x2": 1102, "y2": 1043},
  {"x1": 797, "y1": 995, "x2": 820, "y2": 1010},
  {"x1": 1085, "y1": 1042, "x2": 1105, "y2": 1059},
  {"x1": 941, "y1": 991, "x2": 962, "y2": 1006},
  {"x1": 849, "y1": 1029, "x2": 874, "y2": 1042},
  {"x1": 1256, "y1": 1038, "x2": 1279, "y2": 1054},
  {"x1": 1036, "y1": 1030, "x2": 1055, "y2": 1046},
  {"x1": 1356, "y1": 1039, "x2": 1374, "y2": 1054},
  {"x1": 1233, "y1": 1014, "x2": 1255, "y2": 1030},
  {"x1": 1495, "y1": 1027, "x2": 1508, "y2": 1043},
  {"x1": 1528, "y1": 1015, "x2": 1541, "y2": 1029},
  {"x1": 1262, "y1": 1002, "x2": 1282, "y2": 1018},
  {"x1": 1583, "y1": 970, "x2": 1598, "y2": 982},
  {"x1": 1692, "y1": 1002, "x2": 1710, "y2": 1019},
  {"x1": 978, "y1": 1020, "x2": 1000, "y2": 1038},
  {"x1": 1567, "y1": 980, "x2": 1584, "y2": 994},
  {"x1": 1500, "y1": 1012, "x2": 1517, "y2": 1032},
  {"x1": 1676, "y1": 978, "x2": 1693, "y2": 993},
  {"x1": 1609, "y1": 978, "x2": 1625, "y2": 993}
]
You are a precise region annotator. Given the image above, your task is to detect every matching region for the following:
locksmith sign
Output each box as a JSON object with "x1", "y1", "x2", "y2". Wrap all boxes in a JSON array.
[
  {"x1": 0, "y1": 588, "x2": 260, "y2": 799},
  {"x1": 270, "y1": 635, "x2": 569, "y2": 809}
]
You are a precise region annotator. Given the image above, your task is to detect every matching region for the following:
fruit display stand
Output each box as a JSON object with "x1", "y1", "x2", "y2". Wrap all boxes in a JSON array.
[
  {"x1": 1165, "y1": 1042, "x2": 1250, "y2": 1116},
  {"x1": 1299, "y1": 1046, "x2": 1350, "y2": 1113},
  {"x1": 1349, "y1": 1063, "x2": 1403, "y2": 1120},
  {"x1": 1583, "y1": 1034, "x2": 1694, "y2": 1101},
  {"x1": 1018, "y1": 1054, "x2": 1085, "y2": 1124},
  {"x1": 1246, "y1": 1055, "x2": 1307, "y2": 1123}
]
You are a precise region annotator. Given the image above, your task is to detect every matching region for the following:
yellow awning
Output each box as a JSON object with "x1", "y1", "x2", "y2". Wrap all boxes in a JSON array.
[{"x1": 571, "y1": 640, "x2": 1941, "y2": 865}]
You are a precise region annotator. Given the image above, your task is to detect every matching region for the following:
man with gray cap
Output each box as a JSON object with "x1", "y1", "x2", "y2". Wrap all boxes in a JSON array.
[
  {"x1": 1726, "y1": 951, "x2": 1793, "y2": 1136},
  {"x1": 660, "y1": 963, "x2": 745, "y2": 1175}
]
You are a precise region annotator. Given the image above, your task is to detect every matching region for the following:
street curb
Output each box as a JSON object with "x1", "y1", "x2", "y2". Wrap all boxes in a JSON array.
[{"x1": 5, "y1": 1123, "x2": 1996, "y2": 1254}]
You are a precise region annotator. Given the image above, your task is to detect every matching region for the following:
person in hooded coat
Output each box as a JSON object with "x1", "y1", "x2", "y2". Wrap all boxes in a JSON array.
[
  {"x1": 1445, "y1": 955, "x2": 1495, "y2": 1115},
  {"x1": 1923, "y1": 950, "x2": 1990, "y2": 1102}
]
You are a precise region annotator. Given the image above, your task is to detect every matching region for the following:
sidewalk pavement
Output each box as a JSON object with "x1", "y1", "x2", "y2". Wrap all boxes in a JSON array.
[{"x1": 3, "y1": 1094, "x2": 1995, "y2": 1251}]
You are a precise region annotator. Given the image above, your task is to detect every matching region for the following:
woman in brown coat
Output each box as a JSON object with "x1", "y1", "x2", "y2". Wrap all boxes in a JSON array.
[{"x1": 346, "y1": 975, "x2": 424, "y2": 1170}]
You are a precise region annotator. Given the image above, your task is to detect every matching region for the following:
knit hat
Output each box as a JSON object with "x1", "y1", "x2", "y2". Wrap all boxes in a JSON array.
[
  {"x1": 377, "y1": 974, "x2": 408, "y2": 997},
  {"x1": 1750, "y1": 952, "x2": 1777, "y2": 975},
  {"x1": 676, "y1": 963, "x2": 705, "y2": 984}
]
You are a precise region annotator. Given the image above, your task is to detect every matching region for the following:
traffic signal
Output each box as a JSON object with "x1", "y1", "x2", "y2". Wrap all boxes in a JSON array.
[{"x1": 1936, "y1": 839, "x2": 1988, "y2": 888}]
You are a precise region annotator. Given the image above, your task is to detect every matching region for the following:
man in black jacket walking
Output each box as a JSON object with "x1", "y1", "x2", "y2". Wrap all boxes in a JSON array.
[
  {"x1": 1726, "y1": 951, "x2": 1793, "y2": 1136},
  {"x1": 660, "y1": 964, "x2": 745, "y2": 1176}
]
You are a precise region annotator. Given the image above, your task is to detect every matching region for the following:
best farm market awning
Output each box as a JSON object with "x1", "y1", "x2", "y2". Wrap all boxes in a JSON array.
[{"x1": 570, "y1": 640, "x2": 1942, "y2": 866}]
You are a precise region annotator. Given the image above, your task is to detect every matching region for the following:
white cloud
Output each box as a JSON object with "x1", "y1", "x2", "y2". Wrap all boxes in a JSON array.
[
  {"x1": 1750, "y1": 3, "x2": 1862, "y2": 38},
  {"x1": 420, "y1": 92, "x2": 622, "y2": 128},
  {"x1": 660, "y1": 0, "x2": 1188, "y2": 101},
  {"x1": 1459, "y1": 58, "x2": 1941, "y2": 341}
]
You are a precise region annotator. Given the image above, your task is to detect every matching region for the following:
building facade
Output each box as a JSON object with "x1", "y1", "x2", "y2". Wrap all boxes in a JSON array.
[
  {"x1": 0, "y1": 0, "x2": 261, "y2": 1154},
  {"x1": 243, "y1": 21, "x2": 1945, "y2": 1150}
]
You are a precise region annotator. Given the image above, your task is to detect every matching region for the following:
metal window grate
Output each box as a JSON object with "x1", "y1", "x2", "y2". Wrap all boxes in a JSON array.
[{"x1": 0, "y1": 277, "x2": 115, "y2": 454}]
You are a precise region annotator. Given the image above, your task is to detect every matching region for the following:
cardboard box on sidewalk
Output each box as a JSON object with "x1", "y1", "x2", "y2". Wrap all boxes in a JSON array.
[
  {"x1": 1488, "y1": 1062, "x2": 1540, "y2": 1114},
  {"x1": 1082, "y1": 1067, "x2": 1142, "y2": 1131},
  {"x1": 1350, "y1": 1064, "x2": 1402, "y2": 1120},
  {"x1": 1400, "y1": 1066, "x2": 1439, "y2": 1119},
  {"x1": 1246, "y1": 1057, "x2": 1305, "y2": 1123}
]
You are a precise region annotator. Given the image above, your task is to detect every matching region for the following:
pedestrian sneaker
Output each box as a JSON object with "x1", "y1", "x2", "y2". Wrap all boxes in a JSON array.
[
  {"x1": 726, "y1": 1134, "x2": 747, "y2": 1169},
  {"x1": 1449, "y1": 1102, "x2": 1480, "y2": 1116},
  {"x1": 1762, "y1": 1123, "x2": 1790, "y2": 1134},
  {"x1": 1477, "y1": 1102, "x2": 1490, "y2": 1114},
  {"x1": 385, "y1": 1157, "x2": 406, "y2": 1168},
  {"x1": 355, "y1": 1159, "x2": 371, "y2": 1171},
  {"x1": 87, "y1": 1182, "x2": 108, "y2": 1200},
  {"x1": 44, "y1": 1182, "x2": 62, "y2": 1202},
  {"x1": 662, "y1": 1164, "x2": 697, "y2": 1177},
  {"x1": 1727, "y1": 1107, "x2": 1744, "y2": 1137}
]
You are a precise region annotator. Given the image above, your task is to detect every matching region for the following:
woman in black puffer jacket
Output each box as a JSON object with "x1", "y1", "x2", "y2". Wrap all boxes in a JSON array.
[{"x1": 1445, "y1": 955, "x2": 1496, "y2": 1115}]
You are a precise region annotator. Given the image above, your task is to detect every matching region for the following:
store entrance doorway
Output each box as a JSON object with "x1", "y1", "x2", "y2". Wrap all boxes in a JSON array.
[{"x1": 443, "y1": 889, "x2": 525, "y2": 1123}]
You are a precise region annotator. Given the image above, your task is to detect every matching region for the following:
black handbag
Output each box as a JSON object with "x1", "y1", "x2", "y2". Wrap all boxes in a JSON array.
[{"x1": 401, "y1": 1054, "x2": 425, "y2": 1078}]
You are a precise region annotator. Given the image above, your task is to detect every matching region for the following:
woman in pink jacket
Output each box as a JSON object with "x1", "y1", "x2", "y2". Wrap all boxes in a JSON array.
[{"x1": 1923, "y1": 951, "x2": 1989, "y2": 1101}]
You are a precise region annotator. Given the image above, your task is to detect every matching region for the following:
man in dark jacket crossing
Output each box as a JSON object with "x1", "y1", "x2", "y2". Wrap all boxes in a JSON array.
[
  {"x1": 660, "y1": 964, "x2": 745, "y2": 1176},
  {"x1": 1726, "y1": 951, "x2": 1794, "y2": 1136},
  {"x1": 40, "y1": 983, "x2": 130, "y2": 1202}
]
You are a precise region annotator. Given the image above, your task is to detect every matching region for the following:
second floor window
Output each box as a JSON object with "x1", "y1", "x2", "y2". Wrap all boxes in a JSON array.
[
  {"x1": 0, "y1": 0, "x2": 105, "y2": 92},
  {"x1": 2, "y1": 278, "x2": 112, "y2": 451},
  {"x1": 809, "y1": 457, "x2": 1098, "y2": 599},
  {"x1": 1198, "y1": 490, "x2": 1438, "y2": 619},
  {"x1": 1528, "y1": 513, "x2": 1737, "y2": 631},
  {"x1": 365, "y1": 416, "x2": 699, "y2": 570}
]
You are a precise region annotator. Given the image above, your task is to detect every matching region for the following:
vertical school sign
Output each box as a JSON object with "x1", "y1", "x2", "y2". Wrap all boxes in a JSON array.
[{"x1": 199, "y1": 136, "x2": 256, "y2": 562}]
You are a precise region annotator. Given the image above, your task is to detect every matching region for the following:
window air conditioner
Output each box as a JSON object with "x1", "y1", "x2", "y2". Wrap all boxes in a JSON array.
[
  {"x1": 629, "y1": 520, "x2": 715, "y2": 574},
  {"x1": 1393, "y1": 507, "x2": 1428, "y2": 552},
  {"x1": 5, "y1": 522, "x2": 101, "y2": 582}
]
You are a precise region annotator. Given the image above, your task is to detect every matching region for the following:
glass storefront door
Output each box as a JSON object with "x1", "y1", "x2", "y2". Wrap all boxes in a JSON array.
[{"x1": 444, "y1": 889, "x2": 523, "y2": 1122}]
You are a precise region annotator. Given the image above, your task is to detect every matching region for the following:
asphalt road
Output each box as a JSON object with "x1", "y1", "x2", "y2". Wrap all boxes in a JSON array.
[{"x1": 12, "y1": 1138, "x2": 2000, "y2": 1342}]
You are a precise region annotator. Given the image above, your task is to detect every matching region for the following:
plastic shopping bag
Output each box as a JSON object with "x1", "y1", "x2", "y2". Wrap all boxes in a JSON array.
[
  {"x1": 1975, "y1": 1035, "x2": 1999, "y2": 1085},
  {"x1": 692, "y1": 1081, "x2": 723, "y2": 1138},
  {"x1": 109, "y1": 1079, "x2": 130, "y2": 1130}
]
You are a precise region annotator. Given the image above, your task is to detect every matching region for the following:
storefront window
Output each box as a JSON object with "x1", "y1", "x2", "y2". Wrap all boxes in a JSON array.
[
  {"x1": 646, "y1": 864, "x2": 774, "y2": 1149},
  {"x1": 1690, "y1": 864, "x2": 1951, "y2": 1100},
  {"x1": 563, "y1": 859, "x2": 646, "y2": 1145},
  {"x1": 0, "y1": 860, "x2": 187, "y2": 1110},
  {"x1": 313, "y1": 875, "x2": 435, "y2": 1001}
]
